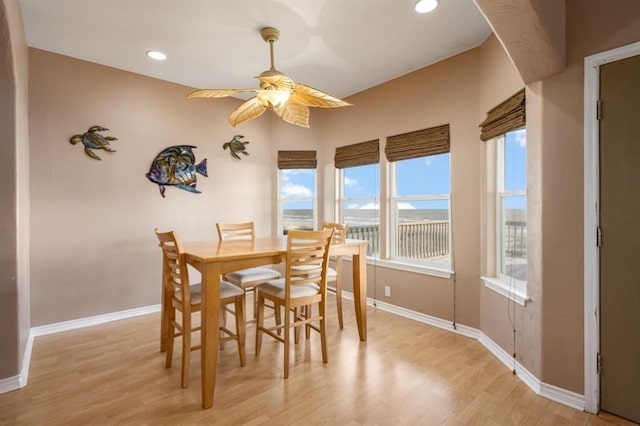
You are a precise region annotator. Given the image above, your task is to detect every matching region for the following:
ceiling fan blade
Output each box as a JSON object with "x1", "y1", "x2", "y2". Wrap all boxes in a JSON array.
[
  {"x1": 273, "y1": 101, "x2": 310, "y2": 128},
  {"x1": 186, "y1": 88, "x2": 256, "y2": 99},
  {"x1": 291, "y1": 83, "x2": 352, "y2": 108},
  {"x1": 229, "y1": 97, "x2": 268, "y2": 127}
]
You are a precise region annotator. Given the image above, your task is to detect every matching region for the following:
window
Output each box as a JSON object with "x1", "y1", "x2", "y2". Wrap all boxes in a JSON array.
[
  {"x1": 279, "y1": 168, "x2": 316, "y2": 234},
  {"x1": 479, "y1": 89, "x2": 527, "y2": 304},
  {"x1": 390, "y1": 153, "x2": 451, "y2": 269},
  {"x1": 338, "y1": 163, "x2": 380, "y2": 256},
  {"x1": 496, "y1": 129, "x2": 527, "y2": 285},
  {"x1": 483, "y1": 127, "x2": 528, "y2": 302},
  {"x1": 278, "y1": 150, "x2": 317, "y2": 234}
]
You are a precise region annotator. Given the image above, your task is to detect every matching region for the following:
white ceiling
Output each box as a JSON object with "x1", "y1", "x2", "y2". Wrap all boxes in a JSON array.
[{"x1": 19, "y1": 0, "x2": 492, "y2": 99}]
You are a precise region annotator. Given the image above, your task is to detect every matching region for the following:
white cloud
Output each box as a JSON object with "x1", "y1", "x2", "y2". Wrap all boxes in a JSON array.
[
  {"x1": 359, "y1": 202, "x2": 380, "y2": 210},
  {"x1": 398, "y1": 202, "x2": 416, "y2": 209},
  {"x1": 282, "y1": 183, "x2": 312, "y2": 198},
  {"x1": 344, "y1": 176, "x2": 358, "y2": 187},
  {"x1": 281, "y1": 169, "x2": 313, "y2": 184}
]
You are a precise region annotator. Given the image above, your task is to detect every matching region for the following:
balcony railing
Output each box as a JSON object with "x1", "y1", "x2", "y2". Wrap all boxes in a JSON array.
[
  {"x1": 348, "y1": 221, "x2": 527, "y2": 261},
  {"x1": 504, "y1": 220, "x2": 527, "y2": 258},
  {"x1": 347, "y1": 225, "x2": 379, "y2": 256},
  {"x1": 397, "y1": 221, "x2": 449, "y2": 258}
]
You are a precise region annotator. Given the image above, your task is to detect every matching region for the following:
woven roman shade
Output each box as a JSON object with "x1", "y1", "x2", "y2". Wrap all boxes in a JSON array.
[
  {"x1": 479, "y1": 89, "x2": 526, "y2": 141},
  {"x1": 334, "y1": 139, "x2": 380, "y2": 169},
  {"x1": 277, "y1": 150, "x2": 317, "y2": 169},
  {"x1": 385, "y1": 124, "x2": 450, "y2": 162}
]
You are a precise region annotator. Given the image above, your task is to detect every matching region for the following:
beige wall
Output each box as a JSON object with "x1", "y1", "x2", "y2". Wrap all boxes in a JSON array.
[
  {"x1": 28, "y1": 49, "x2": 276, "y2": 325},
  {"x1": 4, "y1": 0, "x2": 640, "y2": 398},
  {"x1": 536, "y1": 0, "x2": 640, "y2": 393},
  {"x1": 0, "y1": 0, "x2": 29, "y2": 379}
]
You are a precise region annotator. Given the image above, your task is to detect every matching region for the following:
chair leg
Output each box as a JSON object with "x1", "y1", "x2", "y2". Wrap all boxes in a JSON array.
[
  {"x1": 181, "y1": 310, "x2": 191, "y2": 388},
  {"x1": 305, "y1": 305, "x2": 312, "y2": 339},
  {"x1": 275, "y1": 302, "x2": 282, "y2": 335},
  {"x1": 283, "y1": 306, "x2": 290, "y2": 379},
  {"x1": 165, "y1": 308, "x2": 176, "y2": 368},
  {"x1": 251, "y1": 288, "x2": 257, "y2": 321},
  {"x1": 319, "y1": 300, "x2": 328, "y2": 364},
  {"x1": 335, "y1": 277, "x2": 344, "y2": 330},
  {"x1": 234, "y1": 297, "x2": 246, "y2": 366},
  {"x1": 255, "y1": 291, "x2": 264, "y2": 356},
  {"x1": 294, "y1": 307, "x2": 301, "y2": 344},
  {"x1": 160, "y1": 283, "x2": 172, "y2": 352},
  {"x1": 219, "y1": 308, "x2": 226, "y2": 350}
]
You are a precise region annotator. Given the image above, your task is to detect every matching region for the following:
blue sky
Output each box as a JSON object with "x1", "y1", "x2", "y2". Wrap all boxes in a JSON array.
[{"x1": 281, "y1": 129, "x2": 527, "y2": 210}]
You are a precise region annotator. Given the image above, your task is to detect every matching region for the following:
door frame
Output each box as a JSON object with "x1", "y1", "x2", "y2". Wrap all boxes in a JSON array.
[{"x1": 584, "y1": 40, "x2": 640, "y2": 414}]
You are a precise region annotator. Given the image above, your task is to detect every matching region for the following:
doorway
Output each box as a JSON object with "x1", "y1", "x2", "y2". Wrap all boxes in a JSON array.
[
  {"x1": 598, "y1": 54, "x2": 640, "y2": 424},
  {"x1": 584, "y1": 41, "x2": 640, "y2": 421}
]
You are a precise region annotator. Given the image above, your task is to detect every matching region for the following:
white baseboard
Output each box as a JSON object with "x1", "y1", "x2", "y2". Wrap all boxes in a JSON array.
[
  {"x1": 343, "y1": 291, "x2": 585, "y2": 411},
  {"x1": 540, "y1": 382, "x2": 585, "y2": 411},
  {"x1": 0, "y1": 373, "x2": 21, "y2": 394},
  {"x1": 31, "y1": 304, "x2": 161, "y2": 337},
  {"x1": 0, "y1": 329, "x2": 34, "y2": 394}
]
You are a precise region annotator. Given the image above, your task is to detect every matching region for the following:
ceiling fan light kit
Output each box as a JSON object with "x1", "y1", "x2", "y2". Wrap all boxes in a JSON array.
[
  {"x1": 187, "y1": 27, "x2": 351, "y2": 128},
  {"x1": 414, "y1": 0, "x2": 439, "y2": 14}
]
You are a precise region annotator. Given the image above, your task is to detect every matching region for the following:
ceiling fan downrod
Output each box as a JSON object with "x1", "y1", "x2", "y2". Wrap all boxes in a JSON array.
[{"x1": 261, "y1": 27, "x2": 280, "y2": 72}]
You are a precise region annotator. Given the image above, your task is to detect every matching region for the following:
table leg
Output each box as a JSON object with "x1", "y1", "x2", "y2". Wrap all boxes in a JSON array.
[
  {"x1": 352, "y1": 244, "x2": 367, "y2": 341},
  {"x1": 200, "y1": 263, "x2": 221, "y2": 409}
]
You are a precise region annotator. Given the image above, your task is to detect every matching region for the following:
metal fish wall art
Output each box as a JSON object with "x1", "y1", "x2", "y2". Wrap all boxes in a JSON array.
[
  {"x1": 69, "y1": 125, "x2": 118, "y2": 160},
  {"x1": 223, "y1": 134, "x2": 250, "y2": 160},
  {"x1": 146, "y1": 145, "x2": 208, "y2": 198}
]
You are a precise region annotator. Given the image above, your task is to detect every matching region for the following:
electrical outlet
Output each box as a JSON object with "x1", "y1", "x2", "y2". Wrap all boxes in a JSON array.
[{"x1": 384, "y1": 285, "x2": 391, "y2": 297}]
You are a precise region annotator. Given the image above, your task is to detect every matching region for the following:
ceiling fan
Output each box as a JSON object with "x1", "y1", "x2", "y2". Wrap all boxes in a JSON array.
[{"x1": 187, "y1": 27, "x2": 352, "y2": 128}]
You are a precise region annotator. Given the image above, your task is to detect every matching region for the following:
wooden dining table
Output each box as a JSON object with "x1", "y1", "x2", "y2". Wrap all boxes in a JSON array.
[{"x1": 173, "y1": 236, "x2": 368, "y2": 409}]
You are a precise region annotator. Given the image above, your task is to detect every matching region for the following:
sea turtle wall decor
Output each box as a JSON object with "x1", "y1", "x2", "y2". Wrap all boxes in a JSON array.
[
  {"x1": 223, "y1": 134, "x2": 250, "y2": 160},
  {"x1": 146, "y1": 145, "x2": 208, "y2": 198},
  {"x1": 70, "y1": 126, "x2": 118, "y2": 160}
]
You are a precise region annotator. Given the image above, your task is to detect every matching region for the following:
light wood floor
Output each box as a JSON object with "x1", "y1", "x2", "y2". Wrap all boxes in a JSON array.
[{"x1": 0, "y1": 299, "x2": 633, "y2": 425}]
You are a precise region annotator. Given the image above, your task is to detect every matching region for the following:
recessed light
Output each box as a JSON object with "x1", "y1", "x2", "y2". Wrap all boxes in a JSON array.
[
  {"x1": 414, "y1": 0, "x2": 439, "y2": 14},
  {"x1": 146, "y1": 50, "x2": 167, "y2": 61}
]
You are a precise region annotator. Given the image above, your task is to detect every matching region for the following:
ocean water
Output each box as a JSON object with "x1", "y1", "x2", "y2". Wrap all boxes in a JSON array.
[
  {"x1": 283, "y1": 208, "x2": 449, "y2": 227},
  {"x1": 283, "y1": 208, "x2": 525, "y2": 228}
]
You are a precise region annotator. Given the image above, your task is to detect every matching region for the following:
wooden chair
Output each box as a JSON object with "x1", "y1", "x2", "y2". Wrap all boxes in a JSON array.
[
  {"x1": 216, "y1": 222, "x2": 282, "y2": 324},
  {"x1": 321, "y1": 222, "x2": 349, "y2": 329},
  {"x1": 255, "y1": 229, "x2": 334, "y2": 378},
  {"x1": 291, "y1": 222, "x2": 349, "y2": 329},
  {"x1": 155, "y1": 228, "x2": 245, "y2": 389}
]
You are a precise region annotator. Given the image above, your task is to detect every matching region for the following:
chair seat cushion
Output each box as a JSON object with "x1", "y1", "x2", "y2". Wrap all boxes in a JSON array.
[
  {"x1": 291, "y1": 265, "x2": 337, "y2": 279},
  {"x1": 220, "y1": 280, "x2": 245, "y2": 299},
  {"x1": 256, "y1": 279, "x2": 320, "y2": 299},
  {"x1": 175, "y1": 280, "x2": 243, "y2": 305},
  {"x1": 225, "y1": 267, "x2": 281, "y2": 286}
]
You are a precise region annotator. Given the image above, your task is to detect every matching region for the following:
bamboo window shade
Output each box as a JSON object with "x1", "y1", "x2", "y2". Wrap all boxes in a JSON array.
[
  {"x1": 479, "y1": 89, "x2": 526, "y2": 141},
  {"x1": 277, "y1": 150, "x2": 317, "y2": 169},
  {"x1": 385, "y1": 124, "x2": 450, "y2": 162},
  {"x1": 334, "y1": 139, "x2": 380, "y2": 169}
]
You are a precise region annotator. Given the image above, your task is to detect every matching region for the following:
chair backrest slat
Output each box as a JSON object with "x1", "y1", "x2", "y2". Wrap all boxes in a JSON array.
[
  {"x1": 322, "y1": 222, "x2": 349, "y2": 244},
  {"x1": 285, "y1": 229, "x2": 334, "y2": 295},
  {"x1": 216, "y1": 222, "x2": 256, "y2": 241},
  {"x1": 155, "y1": 228, "x2": 191, "y2": 306}
]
